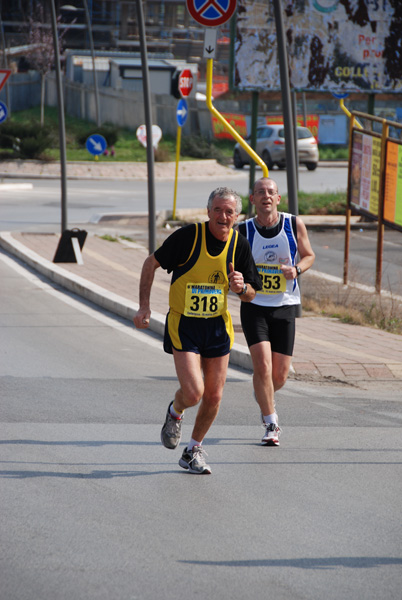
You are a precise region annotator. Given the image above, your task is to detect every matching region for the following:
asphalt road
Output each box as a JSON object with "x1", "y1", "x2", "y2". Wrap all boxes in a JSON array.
[
  {"x1": 2, "y1": 167, "x2": 402, "y2": 295},
  {"x1": 1, "y1": 248, "x2": 401, "y2": 600},
  {"x1": 0, "y1": 164, "x2": 348, "y2": 232}
]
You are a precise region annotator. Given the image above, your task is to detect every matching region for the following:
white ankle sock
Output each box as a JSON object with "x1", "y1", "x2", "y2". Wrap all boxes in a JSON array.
[
  {"x1": 188, "y1": 438, "x2": 202, "y2": 451},
  {"x1": 170, "y1": 403, "x2": 183, "y2": 419},
  {"x1": 263, "y1": 413, "x2": 278, "y2": 425}
]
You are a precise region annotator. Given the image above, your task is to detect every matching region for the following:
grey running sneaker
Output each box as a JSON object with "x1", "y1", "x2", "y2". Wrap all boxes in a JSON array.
[
  {"x1": 179, "y1": 446, "x2": 211, "y2": 474},
  {"x1": 261, "y1": 423, "x2": 281, "y2": 446},
  {"x1": 160, "y1": 401, "x2": 182, "y2": 449}
]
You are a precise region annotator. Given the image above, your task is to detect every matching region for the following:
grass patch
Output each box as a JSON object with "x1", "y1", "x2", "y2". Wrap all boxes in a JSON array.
[
  {"x1": 241, "y1": 190, "x2": 346, "y2": 216},
  {"x1": 99, "y1": 234, "x2": 118, "y2": 242},
  {"x1": 302, "y1": 275, "x2": 402, "y2": 336},
  {"x1": 279, "y1": 191, "x2": 346, "y2": 215},
  {"x1": 8, "y1": 106, "x2": 349, "y2": 163},
  {"x1": 7, "y1": 107, "x2": 232, "y2": 163}
]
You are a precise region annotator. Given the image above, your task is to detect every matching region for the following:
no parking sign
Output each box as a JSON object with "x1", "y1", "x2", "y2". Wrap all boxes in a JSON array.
[{"x1": 186, "y1": 0, "x2": 237, "y2": 27}]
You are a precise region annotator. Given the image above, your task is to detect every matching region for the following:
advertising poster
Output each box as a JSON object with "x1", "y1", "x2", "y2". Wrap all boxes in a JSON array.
[
  {"x1": 350, "y1": 131, "x2": 363, "y2": 210},
  {"x1": 350, "y1": 131, "x2": 381, "y2": 218},
  {"x1": 212, "y1": 113, "x2": 247, "y2": 139},
  {"x1": 384, "y1": 141, "x2": 402, "y2": 230},
  {"x1": 234, "y1": 1, "x2": 401, "y2": 93}
]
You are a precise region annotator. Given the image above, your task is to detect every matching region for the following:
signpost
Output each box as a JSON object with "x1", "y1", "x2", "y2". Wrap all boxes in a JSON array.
[
  {"x1": 136, "y1": 124, "x2": 162, "y2": 149},
  {"x1": 203, "y1": 28, "x2": 217, "y2": 59},
  {"x1": 0, "y1": 69, "x2": 11, "y2": 93},
  {"x1": 173, "y1": 99, "x2": 189, "y2": 219},
  {"x1": 186, "y1": 0, "x2": 237, "y2": 27},
  {"x1": 176, "y1": 98, "x2": 188, "y2": 128},
  {"x1": 178, "y1": 69, "x2": 193, "y2": 98},
  {"x1": 0, "y1": 100, "x2": 8, "y2": 124},
  {"x1": 86, "y1": 134, "x2": 107, "y2": 158}
]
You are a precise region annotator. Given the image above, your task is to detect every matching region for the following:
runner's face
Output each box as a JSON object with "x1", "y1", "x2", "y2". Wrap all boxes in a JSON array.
[
  {"x1": 207, "y1": 196, "x2": 238, "y2": 241},
  {"x1": 251, "y1": 180, "x2": 281, "y2": 215}
]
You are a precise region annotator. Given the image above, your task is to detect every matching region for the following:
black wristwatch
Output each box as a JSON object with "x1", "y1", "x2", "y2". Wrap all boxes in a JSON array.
[
  {"x1": 237, "y1": 283, "x2": 247, "y2": 296},
  {"x1": 295, "y1": 265, "x2": 302, "y2": 276}
]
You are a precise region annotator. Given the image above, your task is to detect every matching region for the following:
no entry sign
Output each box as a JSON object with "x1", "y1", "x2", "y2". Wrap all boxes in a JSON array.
[
  {"x1": 186, "y1": 0, "x2": 237, "y2": 27},
  {"x1": 178, "y1": 69, "x2": 193, "y2": 98}
]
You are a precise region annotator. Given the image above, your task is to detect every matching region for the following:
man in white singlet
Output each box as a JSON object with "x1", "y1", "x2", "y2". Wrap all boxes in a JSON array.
[{"x1": 238, "y1": 177, "x2": 315, "y2": 446}]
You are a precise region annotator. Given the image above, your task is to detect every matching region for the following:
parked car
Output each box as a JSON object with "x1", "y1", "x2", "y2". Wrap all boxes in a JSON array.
[{"x1": 233, "y1": 124, "x2": 319, "y2": 171}]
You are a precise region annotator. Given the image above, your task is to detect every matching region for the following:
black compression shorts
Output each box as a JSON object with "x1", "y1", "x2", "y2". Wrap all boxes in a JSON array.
[{"x1": 240, "y1": 302, "x2": 296, "y2": 356}]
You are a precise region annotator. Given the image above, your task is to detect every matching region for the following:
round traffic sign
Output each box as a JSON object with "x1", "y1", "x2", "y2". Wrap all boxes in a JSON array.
[
  {"x1": 136, "y1": 124, "x2": 163, "y2": 149},
  {"x1": 178, "y1": 69, "x2": 193, "y2": 98},
  {"x1": 0, "y1": 100, "x2": 8, "y2": 124},
  {"x1": 186, "y1": 0, "x2": 237, "y2": 27},
  {"x1": 86, "y1": 134, "x2": 107, "y2": 156}
]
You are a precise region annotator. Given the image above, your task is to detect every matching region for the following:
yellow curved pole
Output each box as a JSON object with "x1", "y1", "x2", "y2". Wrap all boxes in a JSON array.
[
  {"x1": 339, "y1": 99, "x2": 363, "y2": 129},
  {"x1": 206, "y1": 59, "x2": 269, "y2": 178}
]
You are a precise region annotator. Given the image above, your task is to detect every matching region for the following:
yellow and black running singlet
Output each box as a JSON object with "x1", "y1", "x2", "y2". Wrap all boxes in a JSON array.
[{"x1": 168, "y1": 222, "x2": 238, "y2": 319}]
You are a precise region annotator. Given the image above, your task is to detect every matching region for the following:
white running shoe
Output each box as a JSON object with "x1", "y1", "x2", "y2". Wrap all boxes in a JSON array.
[{"x1": 261, "y1": 423, "x2": 281, "y2": 446}]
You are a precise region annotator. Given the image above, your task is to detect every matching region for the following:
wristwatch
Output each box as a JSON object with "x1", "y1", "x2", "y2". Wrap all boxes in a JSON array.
[
  {"x1": 237, "y1": 283, "x2": 247, "y2": 296},
  {"x1": 295, "y1": 265, "x2": 302, "y2": 276}
]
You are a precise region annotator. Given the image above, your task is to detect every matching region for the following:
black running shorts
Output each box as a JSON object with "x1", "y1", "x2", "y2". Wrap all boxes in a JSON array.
[
  {"x1": 240, "y1": 302, "x2": 296, "y2": 356},
  {"x1": 163, "y1": 312, "x2": 231, "y2": 358}
]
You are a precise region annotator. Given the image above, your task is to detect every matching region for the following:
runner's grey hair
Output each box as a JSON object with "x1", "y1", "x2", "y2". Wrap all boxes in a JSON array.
[{"x1": 207, "y1": 187, "x2": 242, "y2": 214}]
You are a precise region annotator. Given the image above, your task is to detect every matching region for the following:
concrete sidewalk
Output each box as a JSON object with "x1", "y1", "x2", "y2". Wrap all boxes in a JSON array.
[{"x1": 1, "y1": 228, "x2": 402, "y2": 390}]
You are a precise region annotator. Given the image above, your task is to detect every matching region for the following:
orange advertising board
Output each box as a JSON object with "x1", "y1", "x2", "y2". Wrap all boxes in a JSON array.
[
  {"x1": 211, "y1": 113, "x2": 247, "y2": 139},
  {"x1": 384, "y1": 140, "x2": 402, "y2": 229},
  {"x1": 266, "y1": 115, "x2": 319, "y2": 141},
  {"x1": 212, "y1": 114, "x2": 320, "y2": 141}
]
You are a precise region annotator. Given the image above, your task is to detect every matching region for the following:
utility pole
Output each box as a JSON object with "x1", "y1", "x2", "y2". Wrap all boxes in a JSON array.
[
  {"x1": 273, "y1": 0, "x2": 298, "y2": 215},
  {"x1": 136, "y1": 0, "x2": 156, "y2": 253},
  {"x1": 50, "y1": 0, "x2": 68, "y2": 232}
]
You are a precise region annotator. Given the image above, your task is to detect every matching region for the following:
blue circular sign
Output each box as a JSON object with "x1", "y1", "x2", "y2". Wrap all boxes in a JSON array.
[
  {"x1": 86, "y1": 134, "x2": 107, "y2": 156},
  {"x1": 176, "y1": 99, "x2": 188, "y2": 127},
  {"x1": 0, "y1": 100, "x2": 8, "y2": 124}
]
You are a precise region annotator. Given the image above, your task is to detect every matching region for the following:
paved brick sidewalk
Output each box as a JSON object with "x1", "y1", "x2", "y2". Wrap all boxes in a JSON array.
[{"x1": 1, "y1": 230, "x2": 402, "y2": 388}]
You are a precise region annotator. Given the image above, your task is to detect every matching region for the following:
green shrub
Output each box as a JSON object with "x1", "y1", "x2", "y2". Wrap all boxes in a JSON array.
[
  {"x1": 181, "y1": 135, "x2": 226, "y2": 163},
  {"x1": 0, "y1": 121, "x2": 53, "y2": 158},
  {"x1": 18, "y1": 133, "x2": 52, "y2": 159}
]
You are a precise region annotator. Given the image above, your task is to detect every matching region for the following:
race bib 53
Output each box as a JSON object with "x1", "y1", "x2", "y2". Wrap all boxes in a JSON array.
[{"x1": 256, "y1": 264, "x2": 286, "y2": 295}]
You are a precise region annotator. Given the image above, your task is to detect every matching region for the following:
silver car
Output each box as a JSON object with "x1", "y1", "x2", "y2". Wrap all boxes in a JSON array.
[{"x1": 233, "y1": 124, "x2": 319, "y2": 171}]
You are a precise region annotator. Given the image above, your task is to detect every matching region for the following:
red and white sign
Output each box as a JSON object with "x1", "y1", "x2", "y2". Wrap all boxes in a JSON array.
[
  {"x1": 0, "y1": 69, "x2": 11, "y2": 93},
  {"x1": 136, "y1": 124, "x2": 162, "y2": 149},
  {"x1": 178, "y1": 69, "x2": 193, "y2": 98},
  {"x1": 186, "y1": 0, "x2": 237, "y2": 28}
]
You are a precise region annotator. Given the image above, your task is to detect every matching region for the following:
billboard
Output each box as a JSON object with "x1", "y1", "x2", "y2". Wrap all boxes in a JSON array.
[
  {"x1": 384, "y1": 140, "x2": 402, "y2": 229},
  {"x1": 350, "y1": 130, "x2": 381, "y2": 217},
  {"x1": 234, "y1": 0, "x2": 401, "y2": 93}
]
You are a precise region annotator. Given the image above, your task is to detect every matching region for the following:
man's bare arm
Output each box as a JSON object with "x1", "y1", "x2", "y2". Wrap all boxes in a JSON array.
[
  {"x1": 281, "y1": 217, "x2": 315, "y2": 279},
  {"x1": 133, "y1": 254, "x2": 161, "y2": 329}
]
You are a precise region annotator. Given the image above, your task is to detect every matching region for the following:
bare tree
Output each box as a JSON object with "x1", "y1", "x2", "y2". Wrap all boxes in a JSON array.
[{"x1": 24, "y1": 2, "x2": 72, "y2": 126}]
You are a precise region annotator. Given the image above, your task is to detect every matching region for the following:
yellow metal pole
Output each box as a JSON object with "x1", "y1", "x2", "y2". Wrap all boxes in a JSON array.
[
  {"x1": 205, "y1": 59, "x2": 269, "y2": 178},
  {"x1": 344, "y1": 114, "x2": 355, "y2": 285},
  {"x1": 339, "y1": 99, "x2": 363, "y2": 129},
  {"x1": 173, "y1": 124, "x2": 182, "y2": 220}
]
